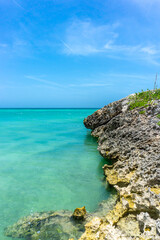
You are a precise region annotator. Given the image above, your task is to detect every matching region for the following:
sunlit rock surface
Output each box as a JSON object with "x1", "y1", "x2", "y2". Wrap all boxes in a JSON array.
[
  {"x1": 72, "y1": 206, "x2": 87, "y2": 220},
  {"x1": 82, "y1": 94, "x2": 160, "y2": 240}
]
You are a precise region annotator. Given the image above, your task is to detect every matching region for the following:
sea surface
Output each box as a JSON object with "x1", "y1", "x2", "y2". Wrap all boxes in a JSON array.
[{"x1": 0, "y1": 109, "x2": 111, "y2": 240}]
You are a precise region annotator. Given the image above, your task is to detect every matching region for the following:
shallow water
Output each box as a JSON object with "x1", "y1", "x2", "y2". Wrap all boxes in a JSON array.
[{"x1": 0, "y1": 109, "x2": 111, "y2": 240}]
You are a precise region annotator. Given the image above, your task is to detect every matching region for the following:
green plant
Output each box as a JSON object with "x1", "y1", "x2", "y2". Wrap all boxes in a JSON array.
[
  {"x1": 157, "y1": 121, "x2": 160, "y2": 126},
  {"x1": 157, "y1": 114, "x2": 160, "y2": 119},
  {"x1": 139, "y1": 110, "x2": 145, "y2": 114},
  {"x1": 129, "y1": 89, "x2": 160, "y2": 110}
]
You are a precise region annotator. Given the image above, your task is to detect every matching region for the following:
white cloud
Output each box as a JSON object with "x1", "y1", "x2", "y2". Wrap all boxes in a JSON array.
[
  {"x1": 129, "y1": 0, "x2": 160, "y2": 13},
  {"x1": 104, "y1": 43, "x2": 158, "y2": 56},
  {"x1": 140, "y1": 46, "x2": 157, "y2": 55},
  {"x1": 69, "y1": 83, "x2": 112, "y2": 87},
  {"x1": 106, "y1": 73, "x2": 152, "y2": 80},
  {"x1": 61, "y1": 18, "x2": 160, "y2": 65},
  {"x1": 62, "y1": 19, "x2": 119, "y2": 55},
  {"x1": 104, "y1": 44, "x2": 138, "y2": 52},
  {"x1": 103, "y1": 42, "x2": 160, "y2": 65},
  {"x1": 131, "y1": 0, "x2": 160, "y2": 6},
  {"x1": 12, "y1": 0, "x2": 25, "y2": 10},
  {"x1": 25, "y1": 75, "x2": 65, "y2": 88},
  {"x1": 104, "y1": 40, "x2": 114, "y2": 50},
  {"x1": 0, "y1": 43, "x2": 8, "y2": 48},
  {"x1": 25, "y1": 75, "x2": 113, "y2": 89}
]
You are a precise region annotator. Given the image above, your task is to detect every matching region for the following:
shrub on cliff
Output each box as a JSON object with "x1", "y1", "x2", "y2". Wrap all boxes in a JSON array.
[{"x1": 129, "y1": 88, "x2": 160, "y2": 110}]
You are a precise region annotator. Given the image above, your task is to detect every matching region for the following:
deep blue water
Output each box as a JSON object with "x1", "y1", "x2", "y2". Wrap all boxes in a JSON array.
[{"x1": 0, "y1": 109, "x2": 110, "y2": 240}]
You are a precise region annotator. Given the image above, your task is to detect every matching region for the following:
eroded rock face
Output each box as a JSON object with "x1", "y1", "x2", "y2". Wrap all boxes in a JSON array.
[
  {"x1": 82, "y1": 96, "x2": 160, "y2": 240},
  {"x1": 83, "y1": 97, "x2": 130, "y2": 130},
  {"x1": 72, "y1": 207, "x2": 87, "y2": 220}
]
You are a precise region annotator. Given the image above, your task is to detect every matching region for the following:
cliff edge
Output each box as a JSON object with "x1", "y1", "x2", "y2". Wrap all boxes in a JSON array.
[{"x1": 81, "y1": 90, "x2": 160, "y2": 240}]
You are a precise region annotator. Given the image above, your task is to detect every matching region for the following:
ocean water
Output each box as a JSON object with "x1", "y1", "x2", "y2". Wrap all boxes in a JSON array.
[{"x1": 0, "y1": 109, "x2": 111, "y2": 240}]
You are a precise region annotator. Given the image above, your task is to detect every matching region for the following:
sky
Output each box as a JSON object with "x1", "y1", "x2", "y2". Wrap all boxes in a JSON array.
[{"x1": 0, "y1": 0, "x2": 160, "y2": 108}]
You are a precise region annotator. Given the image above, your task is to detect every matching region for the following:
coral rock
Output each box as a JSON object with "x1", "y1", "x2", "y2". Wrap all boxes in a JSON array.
[
  {"x1": 72, "y1": 206, "x2": 87, "y2": 220},
  {"x1": 82, "y1": 93, "x2": 160, "y2": 240}
]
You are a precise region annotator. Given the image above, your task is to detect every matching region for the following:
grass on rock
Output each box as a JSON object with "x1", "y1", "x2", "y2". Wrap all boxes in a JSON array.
[
  {"x1": 139, "y1": 110, "x2": 146, "y2": 115},
  {"x1": 129, "y1": 89, "x2": 160, "y2": 110}
]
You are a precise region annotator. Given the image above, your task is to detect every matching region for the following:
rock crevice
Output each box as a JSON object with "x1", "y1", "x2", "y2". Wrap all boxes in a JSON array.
[{"x1": 81, "y1": 95, "x2": 160, "y2": 240}]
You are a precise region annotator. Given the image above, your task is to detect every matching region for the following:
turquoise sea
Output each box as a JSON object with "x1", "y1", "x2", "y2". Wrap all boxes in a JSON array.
[{"x1": 0, "y1": 109, "x2": 111, "y2": 240}]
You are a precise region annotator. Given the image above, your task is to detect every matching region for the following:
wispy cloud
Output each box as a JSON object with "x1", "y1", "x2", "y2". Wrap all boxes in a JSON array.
[
  {"x1": 101, "y1": 73, "x2": 157, "y2": 85},
  {"x1": 61, "y1": 18, "x2": 160, "y2": 65},
  {"x1": 0, "y1": 43, "x2": 8, "y2": 48},
  {"x1": 140, "y1": 46, "x2": 157, "y2": 55},
  {"x1": 0, "y1": 36, "x2": 35, "y2": 58},
  {"x1": 109, "y1": 73, "x2": 153, "y2": 80},
  {"x1": 104, "y1": 43, "x2": 140, "y2": 52},
  {"x1": 69, "y1": 83, "x2": 112, "y2": 87},
  {"x1": 9, "y1": 38, "x2": 34, "y2": 58},
  {"x1": 62, "y1": 19, "x2": 119, "y2": 55},
  {"x1": 25, "y1": 75, "x2": 65, "y2": 88},
  {"x1": 104, "y1": 43, "x2": 159, "y2": 57},
  {"x1": 12, "y1": 0, "x2": 25, "y2": 10},
  {"x1": 128, "y1": 0, "x2": 160, "y2": 15},
  {"x1": 59, "y1": 39, "x2": 74, "y2": 54},
  {"x1": 130, "y1": 0, "x2": 160, "y2": 7},
  {"x1": 25, "y1": 75, "x2": 113, "y2": 89}
]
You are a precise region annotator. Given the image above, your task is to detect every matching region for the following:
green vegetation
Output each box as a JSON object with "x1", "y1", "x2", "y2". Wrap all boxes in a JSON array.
[
  {"x1": 139, "y1": 110, "x2": 146, "y2": 114},
  {"x1": 157, "y1": 115, "x2": 160, "y2": 126},
  {"x1": 129, "y1": 89, "x2": 160, "y2": 110}
]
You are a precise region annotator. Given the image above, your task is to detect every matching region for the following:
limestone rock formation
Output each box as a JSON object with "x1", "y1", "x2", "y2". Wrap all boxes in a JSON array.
[
  {"x1": 72, "y1": 206, "x2": 87, "y2": 220},
  {"x1": 82, "y1": 92, "x2": 160, "y2": 240}
]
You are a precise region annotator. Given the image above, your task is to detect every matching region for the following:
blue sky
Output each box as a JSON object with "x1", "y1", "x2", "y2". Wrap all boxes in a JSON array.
[{"x1": 0, "y1": 0, "x2": 160, "y2": 108}]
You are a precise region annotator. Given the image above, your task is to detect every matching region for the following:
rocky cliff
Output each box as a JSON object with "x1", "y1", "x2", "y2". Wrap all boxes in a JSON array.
[{"x1": 81, "y1": 91, "x2": 160, "y2": 240}]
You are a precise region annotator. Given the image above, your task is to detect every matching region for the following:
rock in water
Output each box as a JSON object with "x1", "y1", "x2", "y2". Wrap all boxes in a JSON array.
[
  {"x1": 81, "y1": 91, "x2": 160, "y2": 240},
  {"x1": 5, "y1": 210, "x2": 86, "y2": 240},
  {"x1": 72, "y1": 207, "x2": 87, "y2": 220},
  {"x1": 4, "y1": 196, "x2": 117, "y2": 240}
]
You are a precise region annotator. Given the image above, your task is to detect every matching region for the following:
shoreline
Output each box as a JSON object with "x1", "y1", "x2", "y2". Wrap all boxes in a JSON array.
[
  {"x1": 5, "y1": 190, "x2": 117, "y2": 240},
  {"x1": 4, "y1": 93, "x2": 160, "y2": 239},
  {"x1": 81, "y1": 92, "x2": 160, "y2": 239},
  {"x1": 3, "y1": 108, "x2": 117, "y2": 240}
]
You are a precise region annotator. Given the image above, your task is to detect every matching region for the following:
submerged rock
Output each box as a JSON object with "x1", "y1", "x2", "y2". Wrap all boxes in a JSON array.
[
  {"x1": 5, "y1": 210, "x2": 86, "y2": 240},
  {"x1": 72, "y1": 206, "x2": 86, "y2": 220},
  {"x1": 5, "y1": 192, "x2": 117, "y2": 240}
]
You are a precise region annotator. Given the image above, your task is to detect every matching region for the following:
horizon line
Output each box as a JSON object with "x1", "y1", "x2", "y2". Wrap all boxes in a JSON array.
[{"x1": 0, "y1": 107, "x2": 99, "y2": 109}]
